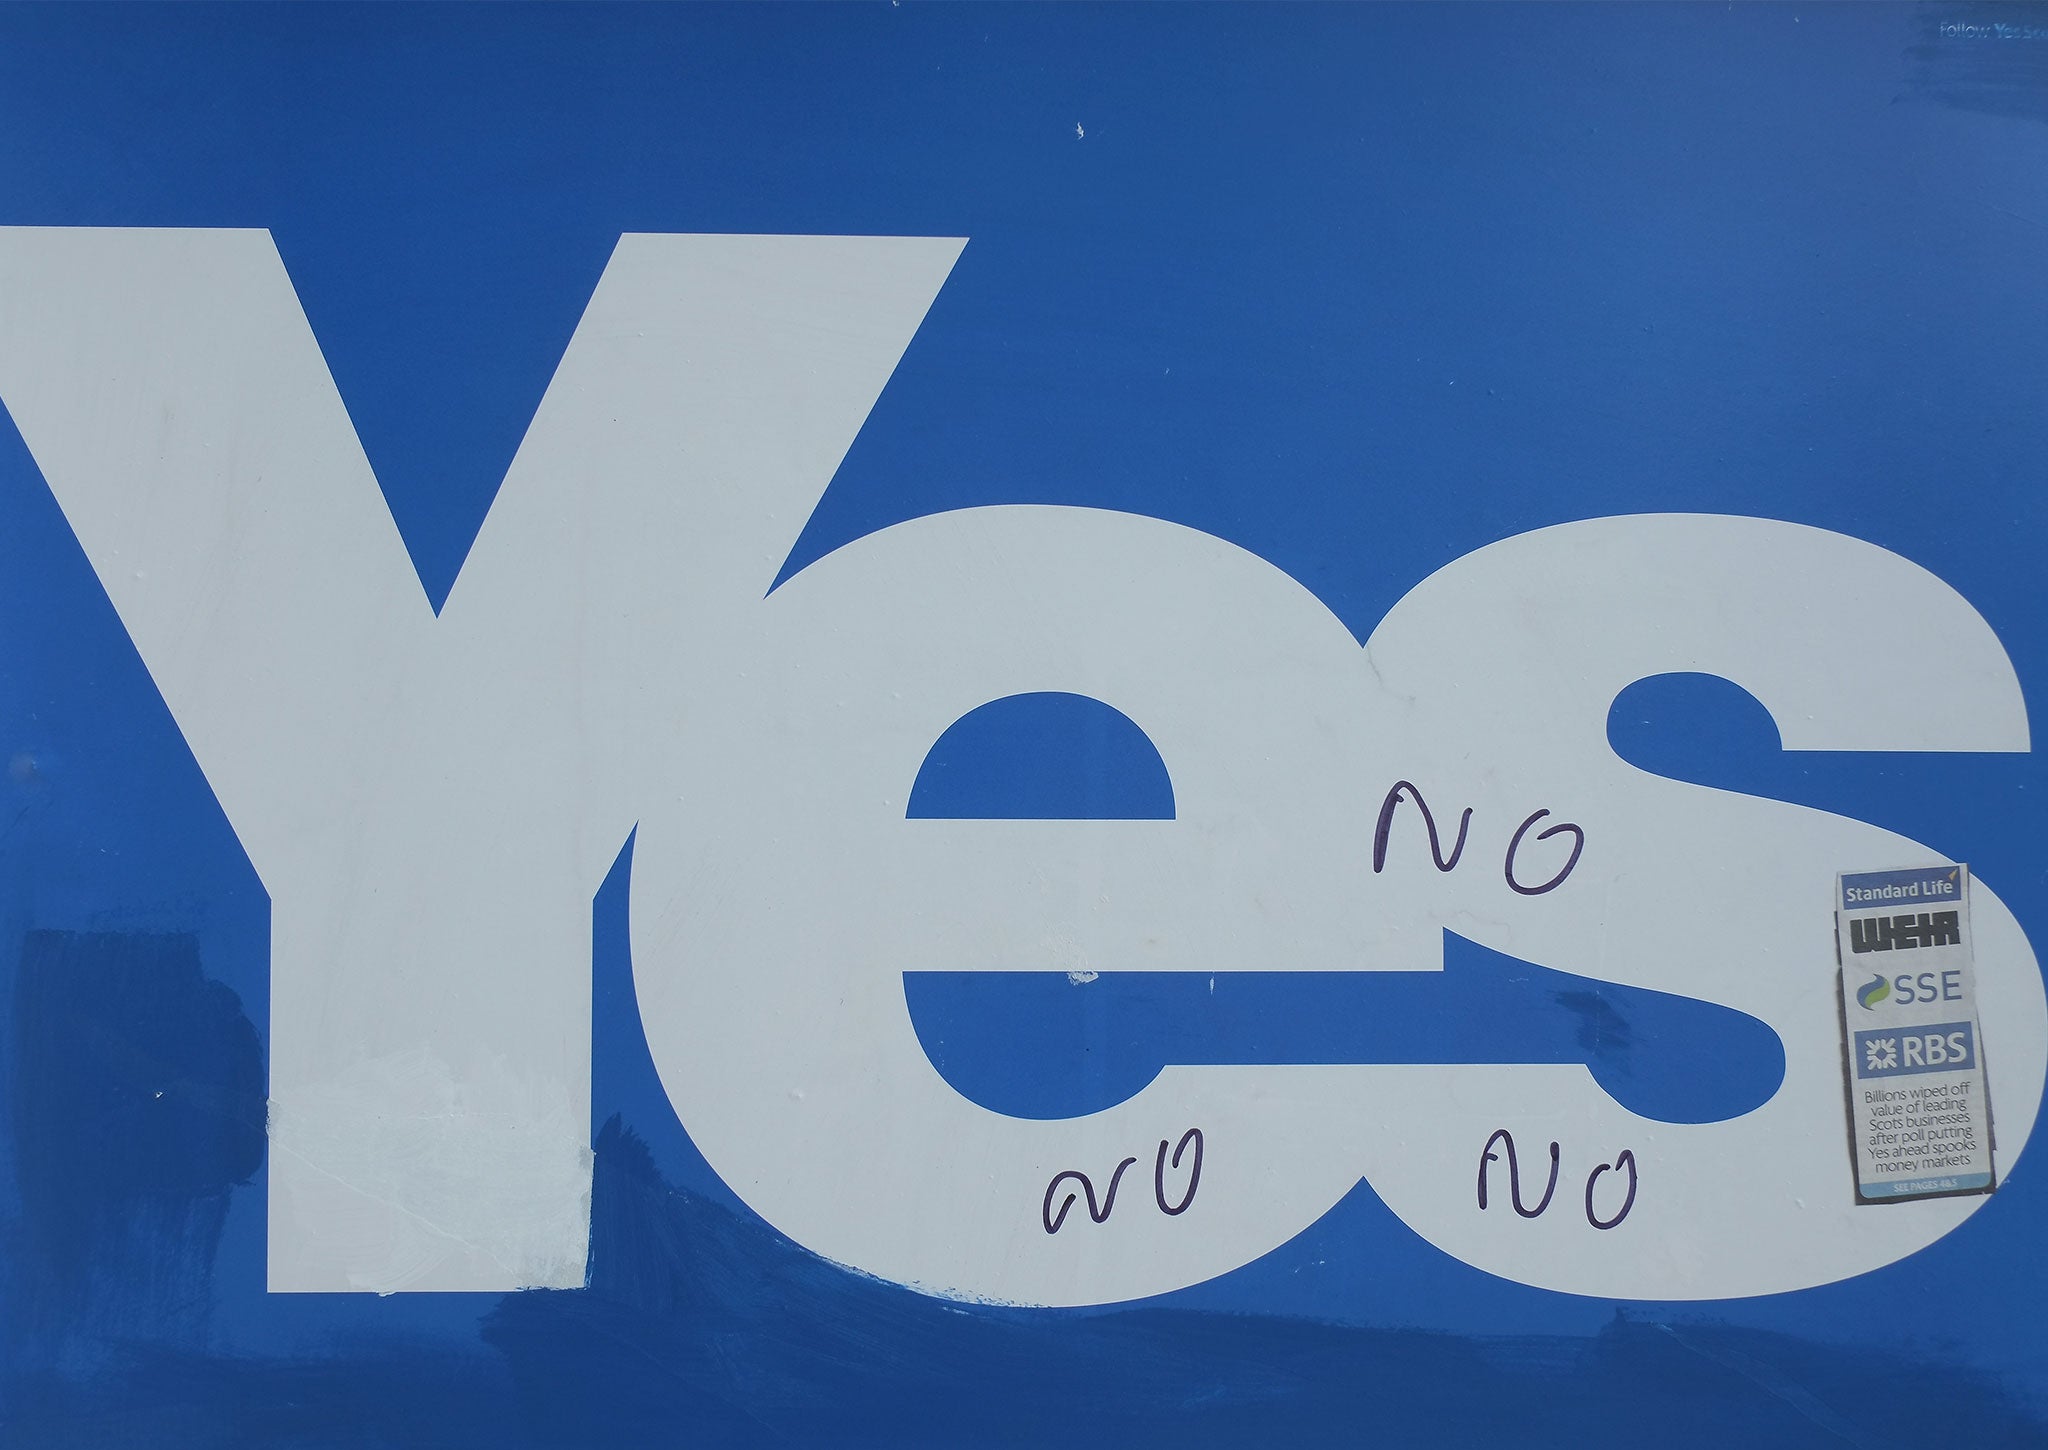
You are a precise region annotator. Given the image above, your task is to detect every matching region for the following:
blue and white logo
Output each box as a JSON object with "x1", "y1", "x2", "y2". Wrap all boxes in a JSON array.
[{"x1": 1856, "y1": 1023, "x2": 1977, "y2": 1079}]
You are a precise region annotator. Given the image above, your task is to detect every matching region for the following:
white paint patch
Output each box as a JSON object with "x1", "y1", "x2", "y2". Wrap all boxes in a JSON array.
[{"x1": 268, "y1": 1050, "x2": 593, "y2": 1293}]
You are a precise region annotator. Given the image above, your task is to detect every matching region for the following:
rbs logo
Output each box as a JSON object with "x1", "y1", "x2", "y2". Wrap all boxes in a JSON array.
[
  {"x1": 1855, "y1": 1024, "x2": 1978, "y2": 1080},
  {"x1": 0, "y1": 228, "x2": 2043, "y2": 1309}
]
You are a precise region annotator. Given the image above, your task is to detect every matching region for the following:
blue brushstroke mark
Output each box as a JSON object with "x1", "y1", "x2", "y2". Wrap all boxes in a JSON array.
[
  {"x1": 590, "y1": 829, "x2": 753, "y2": 1222},
  {"x1": 478, "y1": 1118, "x2": 2045, "y2": 1449},
  {"x1": 906, "y1": 931, "x2": 1783, "y2": 1125},
  {"x1": 6, "y1": 1117, "x2": 2044, "y2": 1447},
  {"x1": 908, "y1": 692, "x2": 1175, "y2": 820},
  {"x1": 4, "y1": 931, "x2": 264, "y2": 1373}
]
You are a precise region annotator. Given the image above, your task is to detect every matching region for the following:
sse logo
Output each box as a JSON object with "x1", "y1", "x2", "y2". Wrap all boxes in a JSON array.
[
  {"x1": 1856, "y1": 967, "x2": 1969, "y2": 1012},
  {"x1": 1, "y1": 228, "x2": 2043, "y2": 1309}
]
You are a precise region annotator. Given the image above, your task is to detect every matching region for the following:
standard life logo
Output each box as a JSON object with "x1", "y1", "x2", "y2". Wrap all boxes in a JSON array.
[{"x1": 0, "y1": 229, "x2": 2041, "y2": 1308}]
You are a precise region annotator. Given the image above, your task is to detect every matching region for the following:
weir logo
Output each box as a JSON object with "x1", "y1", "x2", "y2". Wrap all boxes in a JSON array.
[{"x1": 1849, "y1": 911, "x2": 1961, "y2": 956}]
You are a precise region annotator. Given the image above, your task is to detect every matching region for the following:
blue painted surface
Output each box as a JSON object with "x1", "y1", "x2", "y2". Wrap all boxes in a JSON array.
[
  {"x1": 5, "y1": 932, "x2": 264, "y2": 1379},
  {"x1": 907, "y1": 935, "x2": 1785, "y2": 1126},
  {"x1": 908, "y1": 692, "x2": 1176, "y2": 821},
  {"x1": 2, "y1": 2, "x2": 2047, "y2": 1443}
]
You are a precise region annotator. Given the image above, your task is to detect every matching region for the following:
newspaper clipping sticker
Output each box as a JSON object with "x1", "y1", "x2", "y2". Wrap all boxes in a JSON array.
[{"x1": 1838, "y1": 864, "x2": 1995, "y2": 1203}]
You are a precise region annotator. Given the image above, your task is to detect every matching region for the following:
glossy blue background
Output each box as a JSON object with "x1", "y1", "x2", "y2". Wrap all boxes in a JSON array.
[{"x1": 3, "y1": 4, "x2": 2047, "y2": 1444}]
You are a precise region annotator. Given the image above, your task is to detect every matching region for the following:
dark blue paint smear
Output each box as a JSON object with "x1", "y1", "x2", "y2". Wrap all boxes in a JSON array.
[
  {"x1": 13, "y1": 1112, "x2": 2044, "y2": 1449},
  {"x1": 906, "y1": 931, "x2": 1783, "y2": 1126},
  {"x1": 484, "y1": 1121, "x2": 2047, "y2": 1449},
  {"x1": 908, "y1": 691, "x2": 1175, "y2": 820},
  {"x1": 3, "y1": 931, "x2": 265, "y2": 1374}
]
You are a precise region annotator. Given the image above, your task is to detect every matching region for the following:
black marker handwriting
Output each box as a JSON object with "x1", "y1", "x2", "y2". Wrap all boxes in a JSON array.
[
  {"x1": 1505, "y1": 810, "x2": 1585, "y2": 896},
  {"x1": 1478, "y1": 1128, "x2": 1560, "y2": 1217},
  {"x1": 1043, "y1": 1157, "x2": 1138, "y2": 1234},
  {"x1": 1044, "y1": 1129, "x2": 1204, "y2": 1233},
  {"x1": 1584, "y1": 1149, "x2": 1638, "y2": 1230},
  {"x1": 1154, "y1": 1128, "x2": 1203, "y2": 1215},
  {"x1": 1373, "y1": 782, "x2": 1584, "y2": 896},
  {"x1": 1374, "y1": 781, "x2": 1471, "y2": 873},
  {"x1": 1477, "y1": 1128, "x2": 1635, "y2": 1230}
]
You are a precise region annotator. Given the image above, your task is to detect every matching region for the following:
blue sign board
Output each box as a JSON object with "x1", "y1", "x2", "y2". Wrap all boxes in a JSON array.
[{"x1": 3, "y1": 5, "x2": 2047, "y2": 1446}]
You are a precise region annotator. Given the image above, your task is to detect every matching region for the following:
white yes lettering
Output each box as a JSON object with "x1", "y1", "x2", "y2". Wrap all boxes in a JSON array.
[{"x1": 0, "y1": 228, "x2": 2037, "y2": 1302}]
